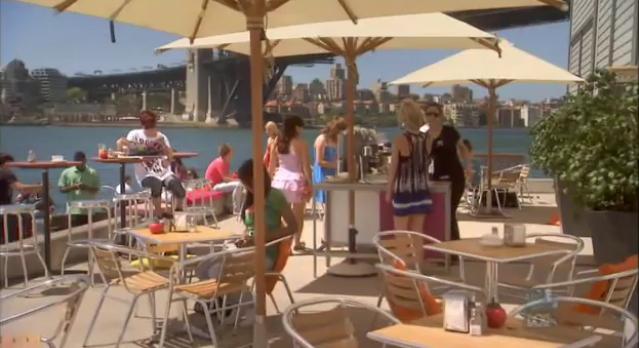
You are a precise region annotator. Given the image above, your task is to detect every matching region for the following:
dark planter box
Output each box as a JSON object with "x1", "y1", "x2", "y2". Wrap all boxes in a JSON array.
[
  {"x1": 555, "y1": 179, "x2": 591, "y2": 237},
  {"x1": 586, "y1": 210, "x2": 639, "y2": 265}
]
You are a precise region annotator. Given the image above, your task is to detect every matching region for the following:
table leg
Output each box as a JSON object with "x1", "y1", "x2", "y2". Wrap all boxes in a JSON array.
[
  {"x1": 41, "y1": 169, "x2": 52, "y2": 273},
  {"x1": 312, "y1": 197, "x2": 317, "y2": 278},
  {"x1": 485, "y1": 262, "x2": 500, "y2": 302},
  {"x1": 119, "y1": 163, "x2": 126, "y2": 229}
]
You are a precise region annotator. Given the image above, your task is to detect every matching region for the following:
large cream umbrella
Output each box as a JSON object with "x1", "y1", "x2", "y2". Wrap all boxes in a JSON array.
[
  {"x1": 16, "y1": 0, "x2": 567, "y2": 344},
  {"x1": 391, "y1": 40, "x2": 583, "y2": 214},
  {"x1": 157, "y1": 12, "x2": 500, "y2": 275}
]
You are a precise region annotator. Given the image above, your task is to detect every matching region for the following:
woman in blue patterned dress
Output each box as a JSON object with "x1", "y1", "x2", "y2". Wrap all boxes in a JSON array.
[{"x1": 313, "y1": 118, "x2": 347, "y2": 204}]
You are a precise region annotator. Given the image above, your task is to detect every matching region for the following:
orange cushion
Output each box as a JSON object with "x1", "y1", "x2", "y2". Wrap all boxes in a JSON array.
[
  {"x1": 265, "y1": 237, "x2": 293, "y2": 294},
  {"x1": 575, "y1": 254, "x2": 638, "y2": 314},
  {"x1": 387, "y1": 260, "x2": 442, "y2": 322}
]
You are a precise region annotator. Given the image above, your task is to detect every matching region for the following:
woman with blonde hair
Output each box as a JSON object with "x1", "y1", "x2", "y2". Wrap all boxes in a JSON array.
[
  {"x1": 386, "y1": 99, "x2": 432, "y2": 231},
  {"x1": 313, "y1": 117, "x2": 347, "y2": 205}
]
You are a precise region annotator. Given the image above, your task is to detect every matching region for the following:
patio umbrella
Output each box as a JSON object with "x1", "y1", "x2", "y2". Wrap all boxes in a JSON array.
[
  {"x1": 390, "y1": 40, "x2": 583, "y2": 214},
  {"x1": 157, "y1": 12, "x2": 500, "y2": 275},
  {"x1": 16, "y1": 0, "x2": 567, "y2": 344}
]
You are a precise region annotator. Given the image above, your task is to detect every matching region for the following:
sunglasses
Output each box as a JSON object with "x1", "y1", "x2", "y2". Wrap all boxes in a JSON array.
[{"x1": 425, "y1": 112, "x2": 440, "y2": 117}]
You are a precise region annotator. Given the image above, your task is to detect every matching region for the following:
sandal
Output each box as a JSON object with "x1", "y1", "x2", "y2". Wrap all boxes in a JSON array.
[{"x1": 293, "y1": 242, "x2": 307, "y2": 251}]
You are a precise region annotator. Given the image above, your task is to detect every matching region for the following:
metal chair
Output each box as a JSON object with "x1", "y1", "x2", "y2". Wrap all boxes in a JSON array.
[
  {"x1": 83, "y1": 241, "x2": 176, "y2": 348},
  {"x1": 373, "y1": 230, "x2": 466, "y2": 307},
  {"x1": 510, "y1": 296, "x2": 638, "y2": 348},
  {"x1": 517, "y1": 164, "x2": 533, "y2": 204},
  {"x1": 498, "y1": 233, "x2": 584, "y2": 297},
  {"x1": 184, "y1": 178, "x2": 219, "y2": 228},
  {"x1": 264, "y1": 235, "x2": 296, "y2": 313},
  {"x1": 1, "y1": 204, "x2": 48, "y2": 287},
  {"x1": 60, "y1": 199, "x2": 113, "y2": 281},
  {"x1": 376, "y1": 263, "x2": 482, "y2": 320},
  {"x1": 158, "y1": 244, "x2": 256, "y2": 348},
  {"x1": 281, "y1": 297, "x2": 400, "y2": 348},
  {"x1": 0, "y1": 275, "x2": 90, "y2": 348}
]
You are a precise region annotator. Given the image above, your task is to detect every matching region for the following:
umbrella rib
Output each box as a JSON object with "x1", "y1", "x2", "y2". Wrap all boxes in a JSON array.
[
  {"x1": 266, "y1": 0, "x2": 290, "y2": 12},
  {"x1": 53, "y1": 0, "x2": 78, "y2": 12},
  {"x1": 213, "y1": 0, "x2": 242, "y2": 12},
  {"x1": 190, "y1": 0, "x2": 211, "y2": 42},
  {"x1": 336, "y1": 0, "x2": 358, "y2": 24},
  {"x1": 109, "y1": 0, "x2": 133, "y2": 20},
  {"x1": 470, "y1": 38, "x2": 501, "y2": 56},
  {"x1": 356, "y1": 37, "x2": 392, "y2": 56}
]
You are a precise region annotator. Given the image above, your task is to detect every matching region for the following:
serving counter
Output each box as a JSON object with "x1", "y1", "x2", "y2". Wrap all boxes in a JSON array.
[{"x1": 312, "y1": 177, "x2": 451, "y2": 277}]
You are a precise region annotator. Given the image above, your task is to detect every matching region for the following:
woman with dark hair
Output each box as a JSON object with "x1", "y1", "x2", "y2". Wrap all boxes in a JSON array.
[
  {"x1": 312, "y1": 118, "x2": 347, "y2": 205},
  {"x1": 422, "y1": 102, "x2": 472, "y2": 240},
  {"x1": 270, "y1": 115, "x2": 312, "y2": 251}
]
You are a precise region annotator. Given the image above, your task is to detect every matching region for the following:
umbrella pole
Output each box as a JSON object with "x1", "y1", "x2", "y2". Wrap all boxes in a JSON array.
[
  {"x1": 247, "y1": 2, "x2": 267, "y2": 347},
  {"x1": 486, "y1": 85, "x2": 496, "y2": 214},
  {"x1": 345, "y1": 55, "x2": 356, "y2": 226}
]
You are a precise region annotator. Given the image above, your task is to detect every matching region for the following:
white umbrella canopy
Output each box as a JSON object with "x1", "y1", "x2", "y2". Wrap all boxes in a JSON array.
[
  {"x1": 390, "y1": 40, "x2": 583, "y2": 215},
  {"x1": 391, "y1": 40, "x2": 584, "y2": 86},
  {"x1": 19, "y1": 0, "x2": 566, "y2": 40},
  {"x1": 156, "y1": 13, "x2": 500, "y2": 55}
]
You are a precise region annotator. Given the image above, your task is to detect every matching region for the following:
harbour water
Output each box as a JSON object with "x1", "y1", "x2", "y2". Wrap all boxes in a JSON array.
[{"x1": 0, "y1": 125, "x2": 537, "y2": 211}]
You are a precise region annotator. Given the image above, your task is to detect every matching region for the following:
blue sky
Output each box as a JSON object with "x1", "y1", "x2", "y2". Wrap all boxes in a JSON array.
[{"x1": 2, "y1": 1, "x2": 570, "y2": 102}]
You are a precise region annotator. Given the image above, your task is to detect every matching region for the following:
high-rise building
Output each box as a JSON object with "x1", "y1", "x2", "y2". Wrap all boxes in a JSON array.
[
  {"x1": 397, "y1": 84, "x2": 410, "y2": 99},
  {"x1": 278, "y1": 75, "x2": 293, "y2": 97},
  {"x1": 451, "y1": 84, "x2": 473, "y2": 103},
  {"x1": 569, "y1": 0, "x2": 637, "y2": 85},
  {"x1": 444, "y1": 103, "x2": 480, "y2": 127},
  {"x1": 326, "y1": 78, "x2": 345, "y2": 101},
  {"x1": 292, "y1": 83, "x2": 309, "y2": 102},
  {"x1": 31, "y1": 68, "x2": 68, "y2": 102},
  {"x1": 330, "y1": 63, "x2": 346, "y2": 80}
]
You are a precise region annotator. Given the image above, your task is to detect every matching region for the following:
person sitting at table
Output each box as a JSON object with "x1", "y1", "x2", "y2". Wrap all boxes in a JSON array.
[
  {"x1": 0, "y1": 153, "x2": 43, "y2": 244},
  {"x1": 386, "y1": 99, "x2": 432, "y2": 232},
  {"x1": 116, "y1": 110, "x2": 185, "y2": 216},
  {"x1": 58, "y1": 151, "x2": 100, "y2": 223},
  {"x1": 205, "y1": 143, "x2": 242, "y2": 214}
]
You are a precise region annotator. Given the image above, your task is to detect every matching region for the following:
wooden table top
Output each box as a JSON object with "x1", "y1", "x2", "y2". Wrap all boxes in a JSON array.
[
  {"x1": 7, "y1": 161, "x2": 82, "y2": 170},
  {"x1": 367, "y1": 315, "x2": 620, "y2": 348},
  {"x1": 130, "y1": 226, "x2": 242, "y2": 245},
  {"x1": 174, "y1": 152, "x2": 198, "y2": 159},
  {"x1": 423, "y1": 238, "x2": 570, "y2": 263},
  {"x1": 93, "y1": 156, "x2": 144, "y2": 164}
]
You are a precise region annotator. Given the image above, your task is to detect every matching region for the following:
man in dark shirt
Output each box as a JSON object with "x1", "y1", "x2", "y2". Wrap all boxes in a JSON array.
[{"x1": 0, "y1": 153, "x2": 41, "y2": 205}]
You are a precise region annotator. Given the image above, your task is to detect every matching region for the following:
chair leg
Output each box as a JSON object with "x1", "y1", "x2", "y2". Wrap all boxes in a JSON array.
[
  {"x1": 158, "y1": 286, "x2": 174, "y2": 348},
  {"x1": 376, "y1": 293, "x2": 384, "y2": 307},
  {"x1": 235, "y1": 291, "x2": 246, "y2": 328},
  {"x1": 35, "y1": 246, "x2": 49, "y2": 279},
  {"x1": 19, "y1": 250, "x2": 29, "y2": 287},
  {"x1": 60, "y1": 246, "x2": 72, "y2": 275},
  {"x1": 3, "y1": 255, "x2": 9, "y2": 288},
  {"x1": 268, "y1": 293, "x2": 280, "y2": 314},
  {"x1": 116, "y1": 295, "x2": 139, "y2": 347},
  {"x1": 83, "y1": 285, "x2": 110, "y2": 347},
  {"x1": 279, "y1": 274, "x2": 295, "y2": 304},
  {"x1": 148, "y1": 293, "x2": 157, "y2": 335},
  {"x1": 181, "y1": 299, "x2": 194, "y2": 343},
  {"x1": 200, "y1": 299, "x2": 219, "y2": 348}
]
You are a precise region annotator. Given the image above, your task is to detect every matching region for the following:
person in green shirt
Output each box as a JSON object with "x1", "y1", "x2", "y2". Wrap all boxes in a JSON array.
[
  {"x1": 237, "y1": 159, "x2": 297, "y2": 270},
  {"x1": 58, "y1": 151, "x2": 100, "y2": 216}
]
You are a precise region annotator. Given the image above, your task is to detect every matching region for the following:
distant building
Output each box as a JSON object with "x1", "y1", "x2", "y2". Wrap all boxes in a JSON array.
[
  {"x1": 309, "y1": 78, "x2": 326, "y2": 100},
  {"x1": 330, "y1": 63, "x2": 346, "y2": 80},
  {"x1": 569, "y1": 0, "x2": 638, "y2": 85},
  {"x1": 440, "y1": 93, "x2": 453, "y2": 104},
  {"x1": 397, "y1": 84, "x2": 410, "y2": 99},
  {"x1": 520, "y1": 104, "x2": 544, "y2": 127},
  {"x1": 497, "y1": 103, "x2": 525, "y2": 128},
  {"x1": 0, "y1": 59, "x2": 41, "y2": 109},
  {"x1": 451, "y1": 84, "x2": 473, "y2": 103},
  {"x1": 278, "y1": 75, "x2": 293, "y2": 97},
  {"x1": 357, "y1": 88, "x2": 375, "y2": 101},
  {"x1": 31, "y1": 68, "x2": 68, "y2": 102},
  {"x1": 326, "y1": 78, "x2": 345, "y2": 101},
  {"x1": 292, "y1": 83, "x2": 309, "y2": 102},
  {"x1": 444, "y1": 103, "x2": 480, "y2": 127}
]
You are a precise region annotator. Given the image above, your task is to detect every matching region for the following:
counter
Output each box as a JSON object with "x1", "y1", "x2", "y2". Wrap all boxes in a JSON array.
[{"x1": 312, "y1": 177, "x2": 451, "y2": 277}]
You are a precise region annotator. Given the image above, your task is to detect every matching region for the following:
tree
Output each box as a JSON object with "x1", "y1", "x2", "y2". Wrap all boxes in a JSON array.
[{"x1": 66, "y1": 87, "x2": 87, "y2": 103}]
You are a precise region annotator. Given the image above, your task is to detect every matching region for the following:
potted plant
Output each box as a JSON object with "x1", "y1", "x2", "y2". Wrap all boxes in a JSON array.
[{"x1": 530, "y1": 70, "x2": 638, "y2": 265}]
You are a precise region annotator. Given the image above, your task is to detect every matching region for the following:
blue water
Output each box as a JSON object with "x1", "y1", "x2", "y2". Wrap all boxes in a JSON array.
[{"x1": 0, "y1": 125, "x2": 535, "y2": 211}]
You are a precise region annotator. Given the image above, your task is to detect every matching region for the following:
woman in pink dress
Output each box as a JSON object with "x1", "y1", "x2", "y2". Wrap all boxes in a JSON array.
[{"x1": 270, "y1": 115, "x2": 313, "y2": 251}]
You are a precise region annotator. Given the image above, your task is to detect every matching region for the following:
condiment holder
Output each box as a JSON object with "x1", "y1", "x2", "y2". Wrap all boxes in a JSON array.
[{"x1": 504, "y1": 223, "x2": 526, "y2": 247}]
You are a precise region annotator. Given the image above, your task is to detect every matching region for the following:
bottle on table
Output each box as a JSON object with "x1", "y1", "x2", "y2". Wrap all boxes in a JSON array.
[
  {"x1": 469, "y1": 307, "x2": 483, "y2": 336},
  {"x1": 27, "y1": 149, "x2": 36, "y2": 162}
]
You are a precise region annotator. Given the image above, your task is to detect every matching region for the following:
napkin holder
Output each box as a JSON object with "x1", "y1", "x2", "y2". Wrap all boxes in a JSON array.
[
  {"x1": 504, "y1": 223, "x2": 526, "y2": 247},
  {"x1": 443, "y1": 290, "x2": 471, "y2": 333}
]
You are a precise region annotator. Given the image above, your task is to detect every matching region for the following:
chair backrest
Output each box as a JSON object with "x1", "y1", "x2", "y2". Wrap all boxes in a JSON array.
[
  {"x1": 218, "y1": 247, "x2": 256, "y2": 285},
  {"x1": 0, "y1": 275, "x2": 90, "y2": 348},
  {"x1": 519, "y1": 165, "x2": 530, "y2": 180},
  {"x1": 510, "y1": 296, "x2": 638, "y2": 348},
  {"x1": 604, "y1": 268, "x2": 639, "y2": 309},
  {"x1": 525, "y1": 233, "x2": 584, "y2": 284},
  {"x1": 373, "y1": 230, "x2": 442, "y2": 273},
  {"x1": 0, "y1": 204, "x2": 38, "y2": 247},
  {"x1": 91, "y1": 243, "x2": 127, "y2": 284},
  {"x1": 282, "y1": 297, "x2": 399, "y2": 348}
]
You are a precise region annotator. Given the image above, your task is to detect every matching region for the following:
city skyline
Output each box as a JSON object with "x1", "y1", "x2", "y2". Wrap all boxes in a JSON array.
[{"x1": 1, "y1": 1, "x2": 571, "y2": 103}]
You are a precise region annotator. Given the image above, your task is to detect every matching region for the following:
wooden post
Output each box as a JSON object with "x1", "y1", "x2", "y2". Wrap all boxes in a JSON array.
[
  {"x1": 246, "y1": 0, "x2": 267, "y2": 346},
  {"x1": 486, "y1": 84, "x2": 497, "y2": 213},
  {"x1": 345, "y1": 53, "x2": 356, "y2": 226}
]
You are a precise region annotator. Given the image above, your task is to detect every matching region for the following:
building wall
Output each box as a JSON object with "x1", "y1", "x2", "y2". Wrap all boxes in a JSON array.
[{"x1": 569, "y1": 0, "x2": 638, "y2": 82}]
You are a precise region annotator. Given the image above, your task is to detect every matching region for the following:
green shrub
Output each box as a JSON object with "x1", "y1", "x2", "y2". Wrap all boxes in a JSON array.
[{"x1": 530, "y1": 70, "x2": 638, "y2": 211}]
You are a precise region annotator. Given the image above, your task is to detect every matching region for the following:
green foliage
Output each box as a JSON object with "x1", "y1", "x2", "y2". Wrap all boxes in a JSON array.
[
  {"x1": 530, "y1": 70, "x2": 638, "y2": 211},
  {"x1": 66, "y1": 87, "x2": 87, "y2": 103}
]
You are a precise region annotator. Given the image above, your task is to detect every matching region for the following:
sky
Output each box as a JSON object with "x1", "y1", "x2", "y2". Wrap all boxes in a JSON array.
[{"x1": 1, "y1": 1, "x2": 571, "y2": 102}]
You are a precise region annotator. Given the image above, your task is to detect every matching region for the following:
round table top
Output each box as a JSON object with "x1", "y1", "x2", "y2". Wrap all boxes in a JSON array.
[
  {"x1": 7, "y1": 161, "x2": 82, "y2": 169},
  {"x1": 92, "y1": 156, "x2": 144, "y2": 164},
  {"x1": 174, "y1": 152, "x2": 198, "y2": 159}
]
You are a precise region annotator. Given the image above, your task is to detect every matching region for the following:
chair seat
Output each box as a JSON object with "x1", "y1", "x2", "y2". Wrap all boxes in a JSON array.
[
  {"x1": 113, "y1": 271, "x2": 168, "y2": 293},
  {"x1": 498, "y1": 277, "x2": 537, "y2": 290},
  {"x1": 0, "y1": 244, "x2": 39, "y2": 255},
  {"x1": 67, "y1": 238, "x2": 111, "y2": 248},
  {"x1": 0, "y1": 335, "x2": 43, "y2": 348},
  {"x1": 175, "y1": 279, "x2": 248, "y2": 299}
]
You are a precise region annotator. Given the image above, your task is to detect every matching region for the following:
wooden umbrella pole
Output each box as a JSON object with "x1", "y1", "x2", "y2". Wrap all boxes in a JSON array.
[
  {"x1": 246, "y1": 0, "x2": 266, "y2": 344},
  {"x1": 486, "y1": 84, "x2": 497, "y2": 213},
  {"x1": 345, "y1": 52, "x2": 357, "y2": 226}
]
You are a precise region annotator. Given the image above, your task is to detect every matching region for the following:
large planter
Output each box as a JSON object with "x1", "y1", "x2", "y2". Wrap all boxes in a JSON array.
[
  {"x1": 586, "y1": 210, "x2": 639, "y2": 265},
  {"x1": 555, "y1": 179, "x2": 591, "y2": 237}
]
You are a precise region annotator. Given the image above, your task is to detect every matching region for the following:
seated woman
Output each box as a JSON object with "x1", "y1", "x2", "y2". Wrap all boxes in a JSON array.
[{"x1": 196, "y1": 159, "x2": 297, "y2": 279}]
